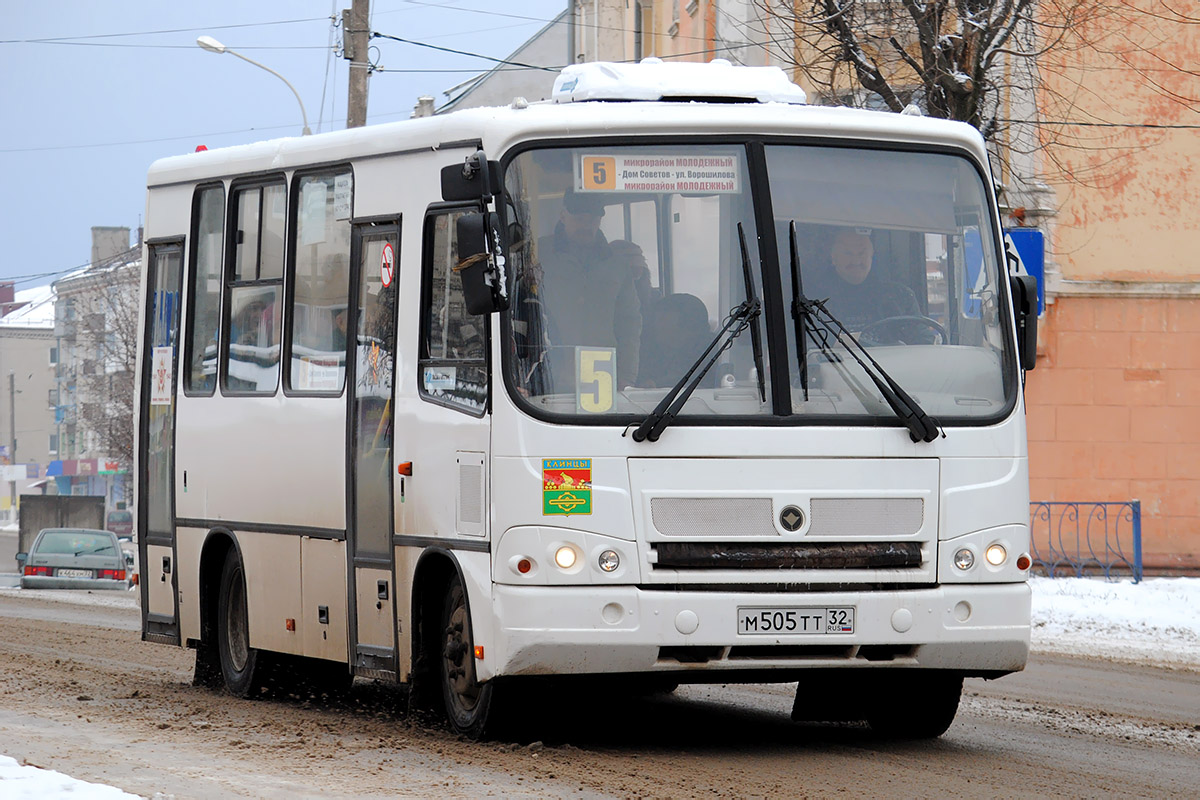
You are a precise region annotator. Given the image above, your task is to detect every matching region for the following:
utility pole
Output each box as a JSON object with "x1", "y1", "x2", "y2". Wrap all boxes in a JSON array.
[
  {"x1": 343, "y1": 0, "x2": 370, "y2": 128},
  {"x1": 9, "y1": 372, "x2": 16, "y2": 516}
]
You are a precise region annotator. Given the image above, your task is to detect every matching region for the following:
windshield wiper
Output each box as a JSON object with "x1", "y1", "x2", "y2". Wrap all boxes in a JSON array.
[
  {"x1": 787, "y1": 222, "x2": 809, "y2": 400},
  {"x1": 738, "y1": 223, "x2": 767, "y2": 404},
  {"x1": 787, "y1": 221, "x2": 940, "y2": 443},
  {"x1": 631, "y1": 223, "x2": 763, "y2": 443}
]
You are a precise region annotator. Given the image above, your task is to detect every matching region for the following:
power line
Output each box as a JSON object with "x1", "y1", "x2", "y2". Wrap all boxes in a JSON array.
[
  {"x1": 999, "y1": 118, "x2": 1200, "y2": 129},
  {"x1": 3, "y1": 260, "x2": 99, "y2": 288},
  {"x1": 0, "y1": 122, "x2": 303, "y2": 154},
  {"x1": 7, "y1": 41, "x2": 327, "y2": 50},
  {"x1": 0, "y1": 16, "x2": 327, "y2": 44},
  {"x1": 371, "y1": 30, "x2": 559, "y2": 72}
]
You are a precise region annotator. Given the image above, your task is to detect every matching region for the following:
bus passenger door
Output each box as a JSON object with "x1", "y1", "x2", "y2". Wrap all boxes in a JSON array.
[
  {"x1": 138, "y1": 239, "x2": 184, "y2": 644},
  {"x1": 347, "y1": 220, "x2": 399, "y2": 678}
]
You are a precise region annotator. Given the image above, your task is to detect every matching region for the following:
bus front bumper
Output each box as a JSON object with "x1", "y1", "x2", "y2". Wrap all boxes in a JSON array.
[{"x1": 487, "y1": 582, "x2": 1030, "y2": 679}]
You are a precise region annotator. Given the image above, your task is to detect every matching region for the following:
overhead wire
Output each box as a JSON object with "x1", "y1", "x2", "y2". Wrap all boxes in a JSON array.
[{"x1": 316, "y1": 2, "x2": 339, "y2": 133}]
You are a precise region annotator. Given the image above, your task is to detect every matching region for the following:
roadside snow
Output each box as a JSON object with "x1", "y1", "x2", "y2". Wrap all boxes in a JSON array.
[
  {"x1": 0, "y1": 756, "x2": 140, "y2": 799},
  {"x1": 1029, "y1": 576, "x2": 1200, "y2": 669},
  {"x1": 0, "y1": 586, "x2": 139, "y2": 609}
]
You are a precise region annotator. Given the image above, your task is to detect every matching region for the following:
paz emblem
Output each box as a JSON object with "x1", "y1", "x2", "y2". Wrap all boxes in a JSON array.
[{"x1": 779, "y1": 505, "x2": 805, "y2": 533}]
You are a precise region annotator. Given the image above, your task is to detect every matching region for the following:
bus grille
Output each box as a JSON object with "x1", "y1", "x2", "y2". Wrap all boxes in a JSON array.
[{"x1": 652, "y1": 541, "x2": 922, "y2": 570}]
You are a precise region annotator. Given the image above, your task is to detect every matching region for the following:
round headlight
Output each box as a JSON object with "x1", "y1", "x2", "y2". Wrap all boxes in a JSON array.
[
  {"x1": 954, "y1": 548, "x2": 975, "y2": 570},
  {"x1": 598, "y1": 549, "x2": 620, "y2": 572},
  {"x1": 554, "y1": 546, "x2": 577, "y2": 570},
  {"x1": 985, "y1": 544, "x2": 1007, "y2": 566}
]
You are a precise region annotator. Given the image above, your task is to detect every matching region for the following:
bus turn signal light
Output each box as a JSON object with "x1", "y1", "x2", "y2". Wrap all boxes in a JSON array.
[
  {"x1": 397, "y1": 462, "x2": 413, "y2": 476},
  {"x1": 474, "y1": 646, "x2": 484, "y2": 660}
]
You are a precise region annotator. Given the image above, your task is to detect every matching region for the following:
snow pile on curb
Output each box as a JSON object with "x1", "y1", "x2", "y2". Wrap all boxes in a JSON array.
[
  {"x1": 0, "y1": 587, "x2": 139, "y2": 609},
  {"x1": 0, "y1": 755, "x2": 140, "y2": 799},
  {"x1": 1029, "y1": 576, "x2": 1200, "y2": 669}
]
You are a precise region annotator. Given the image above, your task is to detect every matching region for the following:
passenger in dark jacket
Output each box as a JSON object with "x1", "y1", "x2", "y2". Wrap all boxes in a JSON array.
[{"x1": 535, "y1": 191, "x2": 643, "y2": 388}]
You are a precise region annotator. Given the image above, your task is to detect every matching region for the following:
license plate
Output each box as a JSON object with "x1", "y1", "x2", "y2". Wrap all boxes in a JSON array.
[
  {"x1": 56, "y1": 568, "x2": 93, "y2": 579},
  {"x1": 737, "y1": 606, "x2": 855, "y2": 635}
]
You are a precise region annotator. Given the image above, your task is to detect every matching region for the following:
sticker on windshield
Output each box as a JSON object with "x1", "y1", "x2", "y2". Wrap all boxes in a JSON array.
[
  {"x1": 575, "y1": 347, "x2": 616, "y2": 413},
  {"x1": 580, "y1": 154, "x2": 740, "y2": 194},
  {"x1": 543, "y1": 459, "x2": 592, "y2": 516}
]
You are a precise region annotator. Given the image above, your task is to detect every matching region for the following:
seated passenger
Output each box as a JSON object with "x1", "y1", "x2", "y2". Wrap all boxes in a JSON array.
[{"x1": 637, "y1": 292, "x2": 713, "y2": 388}]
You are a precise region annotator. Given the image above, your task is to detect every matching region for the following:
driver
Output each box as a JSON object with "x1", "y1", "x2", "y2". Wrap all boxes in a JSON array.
[{"x1": 807, "y1": 227, "x2": 928, "y2": 342}]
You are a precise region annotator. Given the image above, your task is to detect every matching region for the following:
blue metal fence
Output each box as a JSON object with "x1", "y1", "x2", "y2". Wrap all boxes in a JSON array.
[{"x1": 1028, "y1": 501, "x2": 1142, "y2": 582}]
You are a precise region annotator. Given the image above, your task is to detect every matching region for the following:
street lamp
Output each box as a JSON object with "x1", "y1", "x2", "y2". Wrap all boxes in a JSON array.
[{"x1": 196, "y1": 35, "x2": 312, "y2": 136}]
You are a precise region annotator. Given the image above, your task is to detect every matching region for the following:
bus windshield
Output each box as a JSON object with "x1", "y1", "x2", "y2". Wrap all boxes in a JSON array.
[{"x1": 501, "y1": 141, "x2": 1012, "y2": 425}]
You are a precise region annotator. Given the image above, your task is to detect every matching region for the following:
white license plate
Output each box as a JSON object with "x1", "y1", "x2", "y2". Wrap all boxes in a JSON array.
[
  {"x1": 737, "y1": 606, "x2": 855, "y2": 635},
  {"x1": 56, "y1": 568, "x2": 93, "y2": 579}
]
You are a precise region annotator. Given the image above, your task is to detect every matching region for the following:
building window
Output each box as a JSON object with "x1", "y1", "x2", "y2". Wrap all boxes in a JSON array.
[
  {"x1": 49, "y1": 346, "x2": 58, "y2": 366},
  {"x1": 48, "y1": 434, "x2": 58, "y2": 455}
]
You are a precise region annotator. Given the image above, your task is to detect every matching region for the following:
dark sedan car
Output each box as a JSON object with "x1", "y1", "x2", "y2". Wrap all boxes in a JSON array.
[{"x1": 17, "y1": 528, "x2": 129, "y2": 590}]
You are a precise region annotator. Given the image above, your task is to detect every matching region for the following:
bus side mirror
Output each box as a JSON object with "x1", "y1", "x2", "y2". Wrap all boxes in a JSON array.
[
  {"x1": 1010, "y1": 274, "x2": 1038, "y2": 371},
  {"x1": 441, "y1": 151, "x2": 499, "y2": 202},
  {"x1": 456, "y1": 213, "x2": 508, "y2": 315}
]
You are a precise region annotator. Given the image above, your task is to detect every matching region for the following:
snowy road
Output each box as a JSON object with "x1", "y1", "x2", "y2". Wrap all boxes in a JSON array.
[{"x1": 0, "y1": 586, "x2": 1197, "y2": 798}]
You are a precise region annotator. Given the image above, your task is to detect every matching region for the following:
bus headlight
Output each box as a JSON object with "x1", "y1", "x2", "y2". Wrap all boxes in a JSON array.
[
  {"x1": 985, "y1": 544, "x2": 1007, "y2": 566},
  {"x1": 953, "y1": 548, "x2": 975, "y2": 571},
  {"x1": 554, "y1": 545, "x2": 578, "y2": 570},
  {"x1": 598, "y1": 549, "x2": 620, "y2": 573}
]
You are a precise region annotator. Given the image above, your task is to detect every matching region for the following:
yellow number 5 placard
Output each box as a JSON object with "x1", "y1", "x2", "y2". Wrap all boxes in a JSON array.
[
  {"x1": 576, "y1": 347, "x2": 616, "y2": 413},
  {"x1": 582, "y1": 156, "x2": 616, "y2": 191}
]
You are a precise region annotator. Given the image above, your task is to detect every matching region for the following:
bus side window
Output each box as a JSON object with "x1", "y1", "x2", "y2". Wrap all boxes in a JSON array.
[
  {"x1": 185, "y1": 183, "x2": 224, "y2": 395},
  {"x1": 223, "y1": 179, "x2": 286, "y2": 395},
  {"x1": 418, "y1": 209, "x2": 487, "y2": 414},
  {"x1": 287, "y1": 169, "x2": 352, "y2": 394}
]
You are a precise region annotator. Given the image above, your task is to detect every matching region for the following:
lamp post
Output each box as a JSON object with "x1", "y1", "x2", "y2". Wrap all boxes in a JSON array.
[{"x1": 196, "y1": 35, "x2": 312, "y2": 136}]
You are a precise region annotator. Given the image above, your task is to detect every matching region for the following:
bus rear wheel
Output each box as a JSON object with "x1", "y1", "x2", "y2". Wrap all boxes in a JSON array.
[
  {"x1": 217, "y1": 551, "x2": 269, "y2": 698},
  {"x1": 439, "y1": 576, "x2": 494, "y2": 739}
]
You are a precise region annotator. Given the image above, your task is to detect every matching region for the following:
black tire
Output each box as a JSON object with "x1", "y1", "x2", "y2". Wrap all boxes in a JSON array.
[
  {"x1": 216, "y1": 551, "x2": 269, "y2": 698},
  {"x1": 866, "y1": 672, "x2": 963, "y2": 739},
  {"x1": 439, "y1": 576, "x2": 494, "y2": 738}
]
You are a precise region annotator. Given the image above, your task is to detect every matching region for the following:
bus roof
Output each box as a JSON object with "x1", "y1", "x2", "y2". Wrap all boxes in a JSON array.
[{"x1": 147, "y1": 67, "x2": 989, "y2": 189}]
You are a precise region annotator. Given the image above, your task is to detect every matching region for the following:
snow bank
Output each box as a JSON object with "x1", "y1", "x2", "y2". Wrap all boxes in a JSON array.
[
  {"x1": 1030, "y1": 576, "x2": 1200, "y2": 669},
  {"x1": 0, "y1": 755, "x2": 140, "y2": 799},
  {"x1": 0, "y1": 586, "x2": 139, "y2": 609}
]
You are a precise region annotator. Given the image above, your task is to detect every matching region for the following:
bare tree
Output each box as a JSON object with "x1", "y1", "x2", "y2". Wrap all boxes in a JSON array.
[
  {"x1": 57, "y1": 252, "x2": 139, "y2": 467},
  {"x1": 754, "y1": 0, "x2": 1200, "y2": 188}
]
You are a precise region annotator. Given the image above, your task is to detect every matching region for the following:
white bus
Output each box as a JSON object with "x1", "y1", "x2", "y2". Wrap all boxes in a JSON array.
[{"x1": 137, "y1": 59, "x2": 1039, "y2": 739}]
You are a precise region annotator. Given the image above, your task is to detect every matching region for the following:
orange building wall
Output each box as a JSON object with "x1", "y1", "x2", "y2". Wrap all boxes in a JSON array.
[{"x1": 1026, "y1": 296, "x2": 1200, "y2": 570}]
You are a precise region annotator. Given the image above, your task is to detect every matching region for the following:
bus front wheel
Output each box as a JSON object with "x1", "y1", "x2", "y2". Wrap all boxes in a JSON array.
[
  {"x1": 217, "y1": 551, "x2": 268, "y2": 698},
  {"x1": 439, "y1": 576, "x2": 494, "y2": 738},
  {"x1": 866, "y1": 672, "x2": 962, "y2": 739}
]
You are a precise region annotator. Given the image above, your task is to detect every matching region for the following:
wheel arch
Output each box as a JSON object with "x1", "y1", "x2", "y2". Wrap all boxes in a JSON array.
[
  {"x1": 408, "y1": 547, "x2": 469, "y2": 707},
  {"x1": 195, "y1": 527, "x2": 241, "y2": 648}
]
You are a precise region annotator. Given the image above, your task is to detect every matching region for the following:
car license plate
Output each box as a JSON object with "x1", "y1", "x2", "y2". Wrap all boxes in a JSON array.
[
  {"x1": 737, "y1": 607, "x2": 855, "y2": 635},
  {"x1": 56, "y1": 568, "x2": 93, "y2": 579}
]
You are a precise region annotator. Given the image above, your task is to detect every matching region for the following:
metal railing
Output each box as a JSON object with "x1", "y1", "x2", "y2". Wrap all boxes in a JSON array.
[{"x1": 1029, "y1": 501, "x2": 1142, "y2": 583}]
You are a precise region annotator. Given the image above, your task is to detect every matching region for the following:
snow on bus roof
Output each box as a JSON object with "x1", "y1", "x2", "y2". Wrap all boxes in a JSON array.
[{"x1": 551, "y1": 57, "x2": 808, "y2": 105}]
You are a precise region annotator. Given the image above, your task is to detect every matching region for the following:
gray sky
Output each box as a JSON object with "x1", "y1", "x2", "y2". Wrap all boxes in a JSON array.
[{"x1": 0, "y1": 1, "x2": 568, "y2": 286}]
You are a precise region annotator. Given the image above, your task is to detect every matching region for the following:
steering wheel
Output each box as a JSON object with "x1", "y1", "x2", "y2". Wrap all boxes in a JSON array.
[{"x1": 857, "y1": 315, "x2": 947, "y2": 346}]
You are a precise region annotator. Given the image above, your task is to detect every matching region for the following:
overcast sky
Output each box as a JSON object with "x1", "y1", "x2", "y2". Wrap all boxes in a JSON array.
[{"x1": 0, "y1": 1, "x2": 568, "y2": 287}]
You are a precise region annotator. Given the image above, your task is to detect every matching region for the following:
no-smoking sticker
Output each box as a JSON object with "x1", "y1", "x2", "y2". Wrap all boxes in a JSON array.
[{"x1": 380, "y1": 242, "x2": 395, "y2": 288}]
